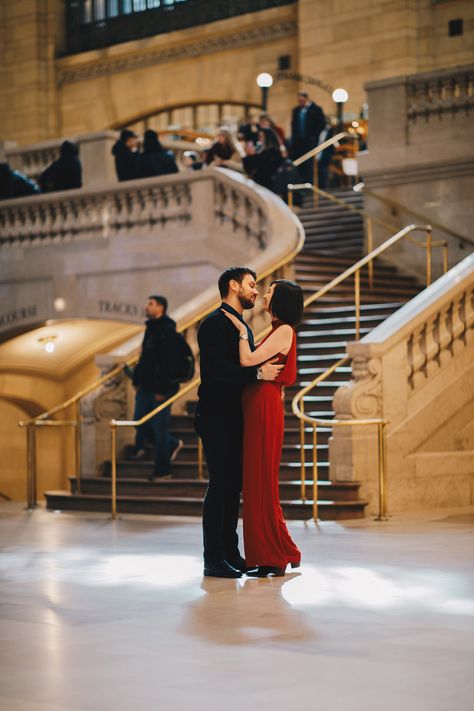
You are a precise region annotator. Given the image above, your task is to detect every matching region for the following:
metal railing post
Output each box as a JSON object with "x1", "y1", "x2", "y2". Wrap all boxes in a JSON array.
[
  {"x1": 375, "y1": 422, "x2": 389, "y2": 521},
  {"x1": 367, "y1": 218, "x2": 374, "y2": 289},
  {"x1": 354, "y1": 269, "x2": 361, "y2": 340},
  {"x1": 443, "y1": 243, "x2": 449, "y2": 274},
  {"x1": 300, "y1": 400, "x2": 306, "y2": 501},
  {"x1": 426, "y1": 227, "x2": 433, "y2": 287},
  {"x1": 111, "y1": 424, "x2": 117, "y2": 520},
  {"x1": 288, "y1": 189, "x2": 294, "y2": 210},
  {"x1": 75, "y1": 400, "x2": 82, "y2": 494},
  {"x1": 197, "y1": 436, "x2": 204, "y2": 480},
  {"x1": 312, "y1": 425, "x2": 318, "y2": 522},
  {"x1": 26, "y1": 425, "x2": 38, "y2": 509}
]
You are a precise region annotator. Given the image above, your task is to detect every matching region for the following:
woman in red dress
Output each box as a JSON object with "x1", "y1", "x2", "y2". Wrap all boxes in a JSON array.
[{"x1": 222, "y1": 279, "x2": 303, "y2": 577}]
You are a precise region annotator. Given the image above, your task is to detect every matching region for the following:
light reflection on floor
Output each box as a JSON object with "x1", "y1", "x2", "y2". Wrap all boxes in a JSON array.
[
  {"x1": 2, "y1": 546, "x2": 473, "y2": 617},
  {"x1": 0, "y1": 505, "x2": 473, "y2": 711}
]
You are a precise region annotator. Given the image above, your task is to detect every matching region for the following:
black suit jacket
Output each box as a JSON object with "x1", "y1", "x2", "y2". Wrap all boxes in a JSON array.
[
  {"x1": 291, "y1": 101, "x2": 326, "y2": 155},
  {"x1": 197, "y1": 308, "x2": 258, "y2": 418}
]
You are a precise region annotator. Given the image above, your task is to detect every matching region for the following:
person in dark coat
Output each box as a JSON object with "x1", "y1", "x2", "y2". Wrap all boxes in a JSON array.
[
  {"x1": 38, "y1": 140, "x2": 82, "y2": 193},
  {"x1": 139, "y1": 129, "x2": 178, "y2": 178},
  {"x1": 131, "y1": 295, "x2": 183, "y2": 478},
  {"x1": 243, "y1": 128, "x2": 283, "y2": 192},
  {"x1": 0, "y1": 163, "x2": 40, "y2": 200},
  {"x1": 290, "y1": 91, "x2": 326, "y2": 184},
  {"x1": 194, "y1": 267, "x2": 283, "y2": 578},
  {"x1": 112, "y1": 128, "x2": 140, "y2": 182}
]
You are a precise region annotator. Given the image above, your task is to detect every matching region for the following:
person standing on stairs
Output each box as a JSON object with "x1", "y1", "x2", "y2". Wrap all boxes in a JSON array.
[
  {"x1": 130, "y1": 295, "x2": 184, "y2": 480},
  {"x1": 290, "y1": 91, "x2": 326, "y2": 185},
  {"x1": 195, "y1": 267, "x2": 284, "y2": 579}
]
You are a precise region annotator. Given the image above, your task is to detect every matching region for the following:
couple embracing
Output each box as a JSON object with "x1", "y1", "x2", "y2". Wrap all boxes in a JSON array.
[{"x1": 194, "y1": 267, "x2": 303, "y2": 578}]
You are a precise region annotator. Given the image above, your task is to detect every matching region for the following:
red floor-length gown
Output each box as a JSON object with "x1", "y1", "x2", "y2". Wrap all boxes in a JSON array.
[{"x1": 242, "y1": 321, "x2": 301, "y2": 569}]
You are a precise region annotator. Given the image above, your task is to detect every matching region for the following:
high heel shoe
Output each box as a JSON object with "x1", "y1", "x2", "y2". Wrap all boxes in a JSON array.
[{"x1": 246, "y1": 566, "x2": 286, "y2": 577}]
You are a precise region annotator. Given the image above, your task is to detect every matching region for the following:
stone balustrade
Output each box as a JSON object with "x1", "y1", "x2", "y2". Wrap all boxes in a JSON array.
[
  {"x1": 330, "y1": 254, "x2": 474, "y2": 513},
  {"x1": 359, "y1": 64, "x2": 474, "y2": 281},
  {"x1": 406, "y1": 66, "x2": 474, "y2": 123},
  {"x1": 2, "y1": 130, "x2": 206, "y2": 187},
  {"x1": 0, "y1": 167, "x2": 302, "y2": 337}
]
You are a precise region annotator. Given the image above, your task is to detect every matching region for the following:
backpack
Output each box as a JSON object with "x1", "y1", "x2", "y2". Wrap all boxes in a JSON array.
[{"x1": 172, "y1": 332, "x2": 195, "y2": 383}]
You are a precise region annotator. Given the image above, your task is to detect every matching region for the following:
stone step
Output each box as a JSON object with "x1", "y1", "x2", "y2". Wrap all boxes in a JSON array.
[
  {"x1": 103, "y1": 458, "x2": 331, "y2": 482},
  {"x1": 123, "y1": 441, "x2": 330, "y2": 464},
  {"x1": 68, "y1": 476, "x2": 359, "y2": 503},
  {"x1": 45, "y1": 490, "x2": 366, "y2": 520}
]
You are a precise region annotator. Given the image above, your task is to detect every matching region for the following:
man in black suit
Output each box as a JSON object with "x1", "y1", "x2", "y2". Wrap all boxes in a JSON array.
[
  {"x1": 195, "y1": 267, "x2": 283, "y2": 578},
  {"x1": 290, "y1": 91, "x2": 326, "y2": 185}
]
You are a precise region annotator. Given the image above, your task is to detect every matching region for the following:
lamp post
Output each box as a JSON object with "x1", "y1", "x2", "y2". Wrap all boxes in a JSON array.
[
  {"x1": 332, "y1": 87, "x2": 349, "y2": 131},
  {"x1": 256, "y1": 72, "x2": 273, "y2": 111}
]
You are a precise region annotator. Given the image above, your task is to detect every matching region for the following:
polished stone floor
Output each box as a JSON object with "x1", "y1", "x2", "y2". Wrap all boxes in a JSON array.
[{"x1": 0, "y1": 503, "x2": 473, "y2": 711}]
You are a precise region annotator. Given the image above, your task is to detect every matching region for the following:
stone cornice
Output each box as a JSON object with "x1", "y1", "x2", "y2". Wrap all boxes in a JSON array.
[{"x1": 57, "y1": 20, "x2": 297, "y2": 86}]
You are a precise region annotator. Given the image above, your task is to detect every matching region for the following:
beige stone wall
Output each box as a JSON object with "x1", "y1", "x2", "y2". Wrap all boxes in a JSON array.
[
  {"x1": 1, "y1": 1, "x2": 473, "y2": 145},
  {"x1": 298, "y1": 0, "x2": 474, "y2": 119},
  {"x1": 0, "y1": 0, "x2": 64, "y2": 144}
]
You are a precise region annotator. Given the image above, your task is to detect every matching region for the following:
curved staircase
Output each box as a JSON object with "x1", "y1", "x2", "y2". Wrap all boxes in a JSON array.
[{"x1": 45, "y1": 190, "x2": 422, "y2": 520}]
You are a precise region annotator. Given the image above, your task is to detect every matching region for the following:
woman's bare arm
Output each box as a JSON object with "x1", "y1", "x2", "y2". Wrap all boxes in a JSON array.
[{"x1": 221, "y1": 310, "x2": 293, "y2": 366}]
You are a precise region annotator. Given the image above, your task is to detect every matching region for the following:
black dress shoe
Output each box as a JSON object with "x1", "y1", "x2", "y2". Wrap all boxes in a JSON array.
[
  {"x1": 226, "y1": 557, "x2": 254, "y2": 574},
  {"x1": 246, "y1": 566, "x2": 286, "y2": 578},
  {"x1": 203, "y1": 561, "x2": 242, "y2": 578}
]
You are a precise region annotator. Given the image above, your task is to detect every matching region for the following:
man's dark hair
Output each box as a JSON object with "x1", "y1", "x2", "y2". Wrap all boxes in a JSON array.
[
  {"x1": 149, "y1": 294, "x2": 168, "y2": 312},
  {"x1": 218, "y1": 267, "x2": 257, "y2": 298},
  {"x1": 120, "y1": 128, "x2": 137, "y2": 142},
  {"x1": 269, "y1": 280, "x2": 304, "y2": 326},
  {"x1": 297, "y1": 91, "x2": 309, "y2": 99}
]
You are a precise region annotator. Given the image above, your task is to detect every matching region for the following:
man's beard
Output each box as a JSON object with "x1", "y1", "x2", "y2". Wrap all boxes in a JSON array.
[{"x1": 238, "y1": 294, "x2": 255, "y2": 310}]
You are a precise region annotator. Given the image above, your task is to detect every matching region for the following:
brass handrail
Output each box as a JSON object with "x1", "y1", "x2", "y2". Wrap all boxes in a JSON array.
[
  {"x1": 292, "y1": 132, "x2": 348, "y2": 167},
  {"x1": 364, "y1": 188, "x2": 474, "y2": 249},
  {"x1": 288, "y1": 182, "x2": 449, "y2": 289},
  {"x1": 289, "y1": 219, "x2": 440, "y2": 522},
  {"x1": 292, "y1": 362, "x2": 389, "y2": 522},
  {"x1": 19, "y1": 219, "x2": 305, "y2": 511}
]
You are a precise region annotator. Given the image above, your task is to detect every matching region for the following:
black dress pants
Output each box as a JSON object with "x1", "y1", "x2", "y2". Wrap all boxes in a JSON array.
[{"x1": 195, "y1": 410, "x2": 243, "y2": 565}]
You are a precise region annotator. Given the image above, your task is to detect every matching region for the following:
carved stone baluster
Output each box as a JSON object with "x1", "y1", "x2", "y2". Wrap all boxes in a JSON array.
[
  {"x1": 424, "y1": 314, "x2": 440, "y2": 378},
  {"x1": 410, "y1": 324, "x2": 428, "y2": 390}
]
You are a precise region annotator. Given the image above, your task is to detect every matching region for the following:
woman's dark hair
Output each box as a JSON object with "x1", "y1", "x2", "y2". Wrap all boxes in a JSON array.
[
  {"x1": 218, "y1": 267, "x2": 257, "y2": 298},
  {"x1": 143, "y1": 129, "x2": 163, "y2": 153},
  {"x1": 269, "y1": 279, "x2": 304, "y2": 326},
  {"x1": 258, "y1": 127, "x2": 280, "y2": 151}
]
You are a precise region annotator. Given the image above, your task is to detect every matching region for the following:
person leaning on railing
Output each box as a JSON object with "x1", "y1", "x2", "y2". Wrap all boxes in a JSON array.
[{"x1": 0, "y1": 162, "x2": 40, "y2": 200}]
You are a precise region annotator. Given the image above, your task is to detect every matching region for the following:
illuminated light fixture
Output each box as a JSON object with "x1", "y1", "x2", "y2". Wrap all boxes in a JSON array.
[
  {"x1": 54, "y1": 297, "x2": 66, "y2": 312},
  {"x1": 256, "y1": 72, "x2": 273, "y2": 88},
  {"x1": 256, "y1": 73, "x2": 273, "y2": 112},
  {"x1": 332, "y1": 88, "x2": 349, "y2": 131},
  {"x1": 38, "y1": 334, "x2": 57, "y2": 354},
  {"x1": 195, "y1": 137, "x2": 211, "y2": 146},
  {"x1": 332, "y1": 88, "x2": 349, "y2": 103},
  {"x1": 352, "y1": 120, "x2": 360, "y2": 128}
]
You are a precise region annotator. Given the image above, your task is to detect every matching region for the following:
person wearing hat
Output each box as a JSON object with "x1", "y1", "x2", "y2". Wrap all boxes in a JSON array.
[{"x1": 112, "y1": 128, "x2": 140, "y2": 182}]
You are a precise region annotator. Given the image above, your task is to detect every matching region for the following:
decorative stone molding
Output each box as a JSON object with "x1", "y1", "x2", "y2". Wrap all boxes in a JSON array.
[
  {"x1": 407, "y1": 67, "x2": 474, "y2": 123},
  {"x1": 57, "y1": 21, "x2": 297, "y2": 86},
  {"x1": 333, "y1": 356, "x2": 383, "y2": 420}
]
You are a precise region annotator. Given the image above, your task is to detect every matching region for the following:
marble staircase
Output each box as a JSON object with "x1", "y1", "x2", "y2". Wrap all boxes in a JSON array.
[{"x1": 45, "y1": 190, "x2": 422, "y2": 519}]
